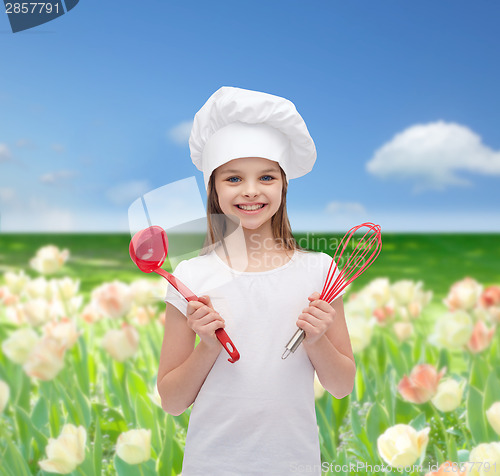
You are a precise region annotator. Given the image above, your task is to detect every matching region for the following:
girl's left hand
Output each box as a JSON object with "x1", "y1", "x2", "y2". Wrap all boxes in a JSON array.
[{"x1": 296, "y1": 292, "x2": 336, "y2": 346}]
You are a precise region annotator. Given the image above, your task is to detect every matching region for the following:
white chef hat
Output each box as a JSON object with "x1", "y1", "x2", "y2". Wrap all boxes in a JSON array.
[{"x1": 189, "y1": 86, "x2": 317, "y2": 190}]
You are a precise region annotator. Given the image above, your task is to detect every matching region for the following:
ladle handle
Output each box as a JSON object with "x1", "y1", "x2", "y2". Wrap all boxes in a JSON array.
[
  {"x1": 215, "y1": 328, "x2": 240, "y2": 364},
  {"x1": 156, "y1": 268, "x2": 240, "y2": 363}
]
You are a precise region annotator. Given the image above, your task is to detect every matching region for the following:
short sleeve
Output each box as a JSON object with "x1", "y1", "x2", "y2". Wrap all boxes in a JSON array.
[
  {"x1": 164, "y1": 260, "x2": 190, "y2": 316},
  {"x1": 319, "y1": 252, "x2": 346, "y2": 302}
]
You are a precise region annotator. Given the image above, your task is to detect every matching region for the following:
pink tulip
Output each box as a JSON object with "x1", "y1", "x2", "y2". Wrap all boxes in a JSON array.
[
  {"x1": 398, "y1": 363, "x2": 446, "y2": 404},
  {"x1": 42, "y1": 317, "x2": 81, "y2": 351},
  {"x1": 479, "y1": 285, "x2": 500, "y2": 323},
  {"x1": 90, "y1": 281, "x2": 132, "y2": 319},
  {"x1": 467, "y1": 320, "x2": 496, "y2": 354},
  {"x1": 480, "y1": 286, "x2": 500, "y2": 308},
  {"x1": 425, "y1": 461, "x2": 466, "y2": 476},
  {"x1": 0, "y1": 286, "x2": 19, "y2": 306},
  {"x1": 22, "y1": 336, "x2": 66, "y2": 381},
  {"x1": 373, "y1": 305, "x2": 394, "y2": 325}
]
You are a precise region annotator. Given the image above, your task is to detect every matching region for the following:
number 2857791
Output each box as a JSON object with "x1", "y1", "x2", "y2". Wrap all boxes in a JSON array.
[{"x1": 5, "y1": 3, "x2": 60, "y2": 14}]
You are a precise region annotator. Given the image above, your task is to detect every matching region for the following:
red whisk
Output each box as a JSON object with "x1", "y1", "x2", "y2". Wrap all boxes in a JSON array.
[{"x1": 282, "y1": 222, "x2": 382, "y2": 359}]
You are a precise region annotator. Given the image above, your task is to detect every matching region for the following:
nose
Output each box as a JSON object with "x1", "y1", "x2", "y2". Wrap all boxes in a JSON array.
[{"x1": 242, "y1": 179, "x2": 259, "y2": 198}]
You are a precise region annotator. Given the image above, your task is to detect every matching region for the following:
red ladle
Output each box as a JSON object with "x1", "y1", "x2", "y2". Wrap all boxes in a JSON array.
[{"x1": 129, "y1": 226, "x2": 240, "y2": 363}]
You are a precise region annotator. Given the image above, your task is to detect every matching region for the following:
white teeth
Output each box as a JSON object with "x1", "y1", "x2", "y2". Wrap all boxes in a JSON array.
[{"x1": 238, "y1": 204, "x2": 265, "y2": 211}]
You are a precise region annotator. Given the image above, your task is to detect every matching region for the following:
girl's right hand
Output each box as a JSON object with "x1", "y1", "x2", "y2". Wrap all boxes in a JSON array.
[{"x1": 186, "y1": 295, "x2": 225, "y2": 349}]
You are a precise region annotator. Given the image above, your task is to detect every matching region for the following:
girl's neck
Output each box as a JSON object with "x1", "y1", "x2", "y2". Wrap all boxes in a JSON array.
[
  {"x1": 215, "y1": 221, "x2": 293, "y2": 272},
  {"x1": 231, "y1": 221, "x2": 279, "y2": 253}
]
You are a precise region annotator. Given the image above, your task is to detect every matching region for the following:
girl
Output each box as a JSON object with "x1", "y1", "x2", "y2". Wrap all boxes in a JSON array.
[{"x1": 157, "y1": 87, "x2": 356, "y2": 476}]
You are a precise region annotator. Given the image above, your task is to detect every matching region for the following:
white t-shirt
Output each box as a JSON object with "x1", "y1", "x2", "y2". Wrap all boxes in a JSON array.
[{"x1": 164, "y1": 248, "x2": 345, "y2": 476}]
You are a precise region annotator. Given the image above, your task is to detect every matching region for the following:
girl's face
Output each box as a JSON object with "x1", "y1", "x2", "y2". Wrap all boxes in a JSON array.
[{"x1": 214, "y1": 157, "x2": 283, "y2": 231}]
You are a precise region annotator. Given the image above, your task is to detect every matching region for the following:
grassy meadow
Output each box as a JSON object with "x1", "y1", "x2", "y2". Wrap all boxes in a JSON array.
[{"x1": 0, "y1": 232, "x2": 499, "y2": 475}]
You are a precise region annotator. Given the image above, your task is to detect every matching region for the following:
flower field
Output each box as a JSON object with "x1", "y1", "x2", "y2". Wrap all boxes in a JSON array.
[{"x1": 0, "y1": 232, "x2": 499, "y2": 476}]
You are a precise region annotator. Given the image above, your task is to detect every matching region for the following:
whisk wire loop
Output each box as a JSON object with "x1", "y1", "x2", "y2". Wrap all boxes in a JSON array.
[{"x1": 320, "y1": 223, "x2": 382, "y2": 304}]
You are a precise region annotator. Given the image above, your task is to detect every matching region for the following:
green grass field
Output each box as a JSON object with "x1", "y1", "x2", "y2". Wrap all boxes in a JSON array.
[
  {"x1": 1, "y1": 232, "x2": 499, "y2": 301},
  {"x1": 1, "y1": 232, "x2": 500, "y2": 475}
]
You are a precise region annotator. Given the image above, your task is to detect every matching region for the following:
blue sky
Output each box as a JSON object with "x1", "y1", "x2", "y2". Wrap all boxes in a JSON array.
[{"x1": 1, "y1": 0, "x2": 499, "y2": 232}]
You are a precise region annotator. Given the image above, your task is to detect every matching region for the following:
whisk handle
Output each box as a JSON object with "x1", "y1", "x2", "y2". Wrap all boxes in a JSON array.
[{"x1": 281, "y1": 328, "x2": 305, "y2": 359}]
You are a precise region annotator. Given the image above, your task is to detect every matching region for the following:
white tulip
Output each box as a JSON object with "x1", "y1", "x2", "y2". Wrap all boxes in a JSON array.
[
  {"x1": 51, "y1": 296, "x2": 83, "y2": 318},
  {"x1": 39, "y1": 424, "x2": 86, "y2": 474},
  {"x1": 23, "y1": 298, "x2": 58, "y2": 326},
  {"x1": 24, "y1": 277, "x2": 53, "y2": 300},
  {"x1": 130, "y1": 279, "x2": 163, "y2": 306},
  {"x1": 467, "y1": 442, "x2": 500, "y2": 476},
  {"x1": 428, "y1": 310, "x2": 473, "y2": 350},
  {"x1": 393, "y1": 322, "x2": 413, "y2": 342},
  {"x1": 5, "y1": 304, "x2": 27, "y2": 325},
  {"x1": 1, "y1": 328, "x2": 40, "y2": 364},
  {"x1": 377, "y1": 424, "x2": 430, "y2": 468},
  {"x1": 4, "y1": 270, "x2": 28, "y2": 295},
  {"x1": 486, "y1": 402, "x2": 500, "y2": 436},
  {"x1": 431, "y1": 379, "x2": 466, "y2": 412},
  {"x1": 391, "y1": 280, "x2": 418, "y2": 307},
  {"x1": 101, "y1": 324, "x2": 139, "y2": 362},
  {"x1": 115, "y1": 429, "x2": 151, "y2": 465},
  {"x1": 30, "y1": 245, "x2": 70, "y2": 275},
  {"x1": 362, "y1": 278, "x2": 391, "y2": 307},
  {"x1": 344, "y1": 294, "x2": 377, "y2": 320},
  {"x1": 51, "y1": 277, "x2": 80, "y2": 301}
]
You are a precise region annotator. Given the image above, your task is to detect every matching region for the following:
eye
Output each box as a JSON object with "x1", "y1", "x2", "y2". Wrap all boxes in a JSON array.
[
  {"x1": 226, "y1": 176, "x2": 241, "y2": 183},
  {"x1": 260, "y1": 175, "x2": 275, "y2": 182}
]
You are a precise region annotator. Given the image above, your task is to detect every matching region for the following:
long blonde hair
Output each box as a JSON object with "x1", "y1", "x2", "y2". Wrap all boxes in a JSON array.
[{"x1": 200, "y1": 165, "x2": 310, "y2": 256}]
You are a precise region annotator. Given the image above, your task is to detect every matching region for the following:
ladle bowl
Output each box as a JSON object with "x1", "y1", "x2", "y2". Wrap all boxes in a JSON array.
[{"x1": 129, "y1": 226, "x2": 168, "y2": 273}]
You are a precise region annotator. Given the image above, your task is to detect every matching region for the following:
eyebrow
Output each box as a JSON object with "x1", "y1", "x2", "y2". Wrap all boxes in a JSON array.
[{"x1": 220, "y1": 168, "x2": 280, "y2": 174}]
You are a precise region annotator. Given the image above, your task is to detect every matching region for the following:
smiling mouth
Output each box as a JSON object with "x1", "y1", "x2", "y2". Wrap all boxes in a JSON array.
[{"x1": 235, "y1": 204, "x2": 267, "y2": 211}]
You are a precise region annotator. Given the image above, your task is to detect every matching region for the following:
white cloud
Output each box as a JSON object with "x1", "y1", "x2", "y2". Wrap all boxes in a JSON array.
[
  {"x1": 0, "y1": 143, "x2": 11, "y2": 162},
  {"x1": 106, "y1": 180, "x2": 152, "y2": 206},
  {"x1": 326, "y1": 201, "x2": 366, "y2": 214},
  {"x1": 15, "y1": 138, "x2": 35, "y2": 148},
  {"x1": 51, "y1": 143, "x2": 66, "y2": 153},
  {"x1": 0, "y1": 187, "x2": 16, "y2": 203},
  {"x1": 168, "y1": 120, "x2": 193, "y2": 145},
  {"x1": 366, "y1": 121, "x2": 500, "y2": 192},
  {"x1": 40, "y1": 170, "x2": 79, "y2": 185}
]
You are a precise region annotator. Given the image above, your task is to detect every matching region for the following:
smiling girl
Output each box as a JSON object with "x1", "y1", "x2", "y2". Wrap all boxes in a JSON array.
[{"x1": 157, "y1": 87, "x2": 356, "y2": 476}]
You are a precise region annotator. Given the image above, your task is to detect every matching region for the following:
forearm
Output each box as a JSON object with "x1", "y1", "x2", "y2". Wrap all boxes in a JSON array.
[
  {"x1": 158, "y1": 341, "x2": 222, "y2": 415},
  {"x1": 303, "y1": 335, "x2": 356, "y2": 399}
]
